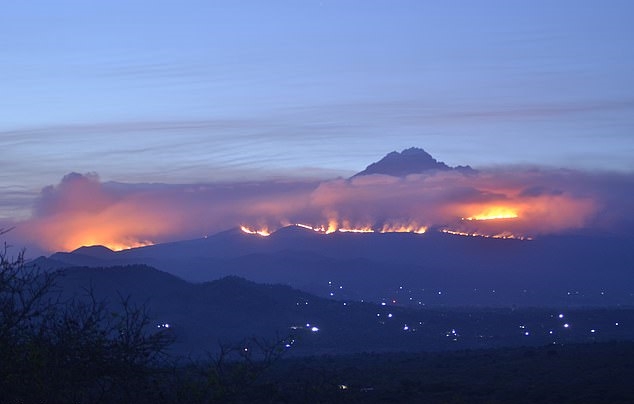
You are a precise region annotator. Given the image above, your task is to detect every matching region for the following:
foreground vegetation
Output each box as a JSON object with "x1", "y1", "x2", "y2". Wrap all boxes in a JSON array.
[
  {"x1": 264, "y1": 341, "x2": 634, "y2": 403},
  {"x1": 2, "y1": 243, "x2": 633, "y2": 403},
  {"x1": 0, "y1": 244, "x2": 173, "y2": 402}
]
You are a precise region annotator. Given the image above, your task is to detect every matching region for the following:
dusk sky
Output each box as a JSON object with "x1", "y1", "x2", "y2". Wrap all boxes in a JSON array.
[{"x1": 2, "y1": 1, "x2": 633, "y2": 253}]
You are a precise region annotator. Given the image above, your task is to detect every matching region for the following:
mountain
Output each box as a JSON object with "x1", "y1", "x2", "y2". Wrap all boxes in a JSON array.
[
  {"x1": 352, "y1": 147, "x2": 474, "y2": 177},
  {"x1": 39, "y1": 226, "x2": 634, "y2": 307},
  {"x1": 72, "y1": 245, "x2": 117, "y2": 259}
]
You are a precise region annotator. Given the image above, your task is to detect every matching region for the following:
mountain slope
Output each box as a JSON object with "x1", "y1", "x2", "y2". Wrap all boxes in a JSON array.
[
  {"x1": 53, "y1": 265, "x2": 634, "y2": 358},
  {"x1": 353, "y1": 147, "x2": 474, "y2": 177},
  {"x1": 40, "y1": 227, "x2": 634, "y2": 307}
]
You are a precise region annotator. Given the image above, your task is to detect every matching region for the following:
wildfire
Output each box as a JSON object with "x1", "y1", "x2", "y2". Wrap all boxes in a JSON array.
[
  {"x1": 240, "y1": 221, "x2": 430, "y2": 236},
  {"x1": 240, "y1": 222, "x2": 531, "y2": 240},
  {"x1": 441, "y1": 228, "x2": 531, "y2": 241},
  {"x1": 100, "y1": 240, "x2": 155, "y2": 251},
  {"x1": 292, "y1": 222, "x2": 374, "y2": 233},
  {"x1": 294, "y1": 219, "x2": 375, "y2": 234},
  {"x1": 240, "y1": 226, "x2": 271, "y2": 236},
  {"x1": 463, "y1": 206, "x2": 519, "y2": 221},
  {"x1": 40, "y1": 221, "x2": 154, "y2": 251},
  {"x1": 326, "y1": 219, "x2": 338, "y2": 234},
  {"x1": 339, "y1": 228, "x2": 375, "y2": 233},
  {"x1": 292, "y1": 223, "x2": 329, "y2": 233},
  {"x1": 335, "y1": 219, "x2": 374, "y2": 233},
  {"x1": 379, "y1": 224, "x2": 427, "y2": 234},
  {"x1": 61, "y1": 235, "x2": 154, "y2": 251}
]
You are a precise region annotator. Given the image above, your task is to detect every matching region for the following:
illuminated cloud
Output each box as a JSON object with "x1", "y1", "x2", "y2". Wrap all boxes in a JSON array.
[{"x1": 7, "y1": 167, "x2": 633, "y2": 252}]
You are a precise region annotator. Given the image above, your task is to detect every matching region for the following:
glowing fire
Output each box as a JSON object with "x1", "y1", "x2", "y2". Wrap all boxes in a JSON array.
[
  {"x1": 25, "y1": 167, "x2": 603, "y2": 254},
  {"x1": 98, "y1": 240, "x2": 154, "y2": 251},
  {"x1": 292, "y1": 220, "x2": 376, "y2": 234},
  {"x1": 61, "y1": 234, "x2": 154, "y2": 251},
  {"x1": 326, "y1": 219, "x2": 338, "y2": 234},
  {"x1": 380, "y1": 224, "x2": 427, "y2": 234},
  {"x1": 281, "y1": 193, "x2": 590, "y2": 242},
  {"x1": 240, "y1": 226, "x2": 271, "y2": 236},
  {"x1": 240, "y1": 221, "x2": 430, "y2": 236},
  {"x1": 441, "y1": 228, "x2": 531, "y2": 241},
  {"x1": 334, "y1": 219, "x2": 373, "y2": 233},
  {"x1": 241, "y1": 221, "x2": 533, "y2": 240},
  {"x1": 339, "y1": 228, "x2": 374, "y2": 233},
  {"x1": 33, "y1": 215, "x2": 161, "y2": 252},
  {"x1": 463, "y1": 206, "x2": 519, "y2": 221}
]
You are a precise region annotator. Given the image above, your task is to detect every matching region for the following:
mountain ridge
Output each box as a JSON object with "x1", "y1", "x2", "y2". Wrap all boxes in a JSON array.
[
  {"x1": 51, "y1": 264, "x2": 634, "y2": 358},
  {"x1": 352, "y1": 147, "x2": 475, "y2": 178},
  {"x1": 38, "y1": 226, "x2": 634, "y2": 307}
]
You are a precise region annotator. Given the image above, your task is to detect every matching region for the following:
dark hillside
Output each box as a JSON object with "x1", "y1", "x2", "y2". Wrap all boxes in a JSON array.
[{"x1": 54, "y1": 265, "x2": 634, "y2": 358}]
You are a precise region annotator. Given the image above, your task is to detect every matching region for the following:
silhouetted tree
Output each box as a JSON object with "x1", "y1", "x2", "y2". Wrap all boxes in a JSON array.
[
  {"x1": 0, "y1": 237, "x2": 173, "y2": 403},
  {"x1": 0, "y1": 239, "x2": 58, "y2": 400}
]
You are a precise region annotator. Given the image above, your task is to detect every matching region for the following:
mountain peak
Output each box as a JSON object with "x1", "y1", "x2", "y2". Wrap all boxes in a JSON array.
[
  {"x1": 353, "y1": 147, "x2": 474, "y2": 178},
  {"x1": 72, "y1": 245, "x2": 116, "y2": 257}
]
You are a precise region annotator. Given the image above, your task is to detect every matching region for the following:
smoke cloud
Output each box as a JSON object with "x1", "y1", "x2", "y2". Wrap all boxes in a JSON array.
[{"x1": 7, "y1": 167, "x2": 634, "y2": 252}]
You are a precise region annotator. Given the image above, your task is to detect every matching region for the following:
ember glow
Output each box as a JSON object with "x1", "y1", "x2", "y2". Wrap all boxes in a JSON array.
[
  {"x1": 326, "y1": 219, "x2": 338, "y2": 234},
  {"x1": 463, "y1": 206, "x2": 519, "y2": 221},
  {"x1": 243, "y1": 221, "x2": 425, "y2": 236},
  {"x1": 338, "y1": 228, "x2": 375, "y2": 233},
  {"x1": 297, "y1": 219, "x2": 376, "y2": 234},
  {"x1": 31, "y1": 214, "x2": 159, "y2": 252},
  {"x1": 88, "y1": 240, "x2": 154, "y2": 251},
  {"x1": 240, "y1": 221, "x2": 527, "y2": 240},
  {"x1": 292, "y1": 223, "x2": 374, "y2": 233},
  {"x1": 440, "y1": 228, "x2": 532, "y2": 241},
  {"x1": 240, "y1": 226, "x2": 271, "y2": 237},
  {"x1": 380, "y1": 224, "x2": 428, "y2": 234},
  {"x1": 294, "y1": 223, "x2": 318, "y2": 231},
  {"x1": 31, "y1": 217, "x2": 156, "y2": 251}
]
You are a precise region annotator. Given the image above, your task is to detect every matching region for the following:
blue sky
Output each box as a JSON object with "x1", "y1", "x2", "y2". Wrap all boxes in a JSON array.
[{"x1": 1, "y1": 0, "x2": 634, "y2": 219}]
